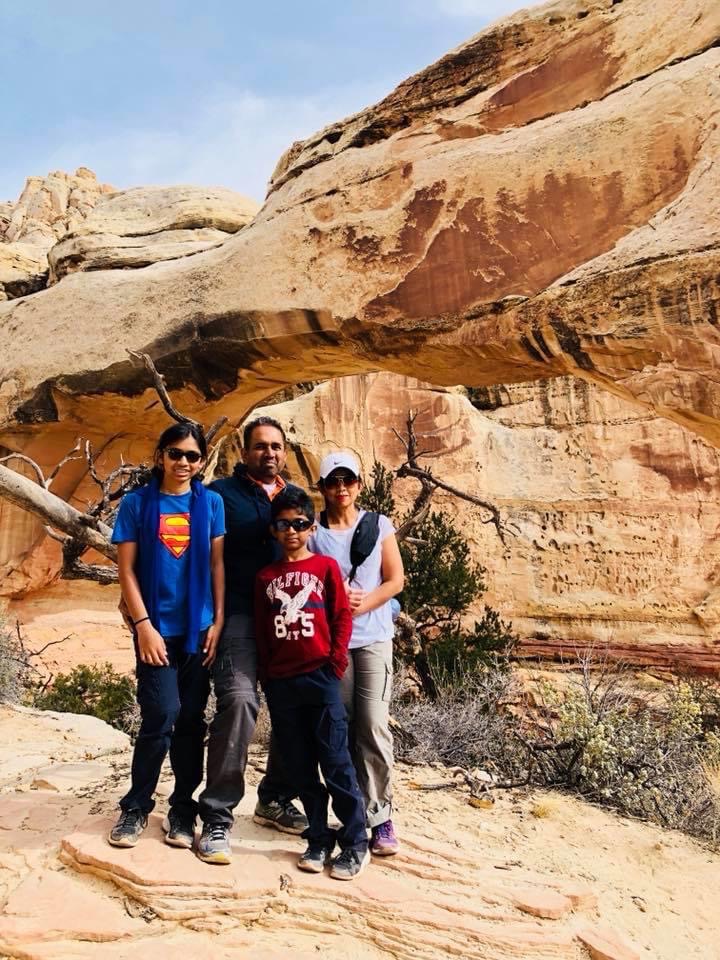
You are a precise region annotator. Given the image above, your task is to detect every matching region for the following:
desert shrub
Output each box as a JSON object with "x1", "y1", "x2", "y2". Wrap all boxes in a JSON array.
[
  {"x1": 0, "y1": 617, "x2": 55, "y2": 704},
  {"x1": 431, "y1": 606, "x2": 517, "y2": 676},
  {"x1": 393, "y1": 662, "x2": 524, "y2": 776},
  {"x1": 35, "y1": 662, "x2": 134, "y2": 731},
  {"x1": 539, "y1": 676, "x2": 720, "y2": 842},
  {"x1": 360, "y1": 456, "x2": 517, "y2": 694},
  {"x1": 393, "y1": 654, "x2": 720, "y2": 846},
  {"x1": 0, "y1": 617, "x2": 26, "y2": 704}
]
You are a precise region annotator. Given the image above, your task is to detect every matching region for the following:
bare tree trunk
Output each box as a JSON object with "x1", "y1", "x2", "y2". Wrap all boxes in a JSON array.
[{"x1": 0, "y1": 463, "x2": 116, "y2": 562}]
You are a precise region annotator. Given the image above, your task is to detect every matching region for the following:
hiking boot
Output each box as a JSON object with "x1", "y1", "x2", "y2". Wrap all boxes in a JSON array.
[
  {"x1": 108, "y1": 808, "x2": 147, "y2": 848},
  {"x1": 297, "y1": 843, "x2": 334, "y2": 874},
  {"x1": 196, "y1": 823, "x2": 232, "y2": 865},
  {"x1": 162, "y1": 808, "x2": 195, "y2": 849},
  {"x1": 329, "y1": 846, "x2": 370, "y2": 881},
  {"x1": 253, "y1": 798, "x2": 308, "y2": 835},
  {"x1": 370, "y1": 819, "x2": 400, "y2": 856}
]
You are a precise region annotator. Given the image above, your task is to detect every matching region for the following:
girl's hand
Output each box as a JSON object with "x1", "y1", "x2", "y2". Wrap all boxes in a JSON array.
[
  {"x1": 348, "y1": 588, "x2": 369, "y2": 617},
  {"x1": 202, "y1": 622, "x2": 223, "y2": 668},
  {"x1": 136, "y1": 622, "x2": 169, "y2": 666}
]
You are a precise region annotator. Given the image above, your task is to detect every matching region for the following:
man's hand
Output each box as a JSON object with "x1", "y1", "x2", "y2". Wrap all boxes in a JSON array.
[
  {"x1": 202, "y1": 621, "x2": 223, "y2": 668},
  {"x1": 348, "y1": 587, "x2": 369, "y2": 617},
  {"x1": 136, "y1": 621, "x2": 169, "y2": 666}
]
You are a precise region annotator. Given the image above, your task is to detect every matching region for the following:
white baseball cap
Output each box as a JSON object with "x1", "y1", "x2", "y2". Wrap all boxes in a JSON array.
[{"x1": 318, "y1": 451, "x2": 361, "y2": 480}]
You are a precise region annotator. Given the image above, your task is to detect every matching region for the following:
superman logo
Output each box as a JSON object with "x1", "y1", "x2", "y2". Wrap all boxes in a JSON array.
[{"x1": 159, "y1": 513, "x2": 191, "y2": 558}]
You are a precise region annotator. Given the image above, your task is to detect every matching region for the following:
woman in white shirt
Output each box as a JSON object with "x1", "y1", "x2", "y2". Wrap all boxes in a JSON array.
[{"x1": 310, "y1": 451, "x2": 404, "y2": 856}]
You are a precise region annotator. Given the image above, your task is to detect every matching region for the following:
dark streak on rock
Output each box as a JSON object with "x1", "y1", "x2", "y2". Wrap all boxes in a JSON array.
[
  {"x1": 548, "y1": 317, "x2": 594, "y2": 371},
  {"x1": 14, "y1": 381, "x2": 59, "y2": 424}
]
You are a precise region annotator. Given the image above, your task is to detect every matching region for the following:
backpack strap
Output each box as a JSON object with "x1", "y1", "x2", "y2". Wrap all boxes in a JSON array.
[{"x1": 348, "y1": 511, "x2": 380, "y2": 583}]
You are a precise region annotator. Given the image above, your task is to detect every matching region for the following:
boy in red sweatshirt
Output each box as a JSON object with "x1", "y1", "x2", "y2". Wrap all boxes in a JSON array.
[{"x1": 254, "y1": 488, "x2": 369, "y2": 880}]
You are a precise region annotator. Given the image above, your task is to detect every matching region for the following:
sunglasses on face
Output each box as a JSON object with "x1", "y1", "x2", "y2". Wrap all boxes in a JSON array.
[
  {"x1": 164, "y1": 447, "x2": 203, "y2": 463},
  {"x1": 272, "y1": 517, "x2": 314, "y2": 532},
  {"x1": 324, "y1": 474, "x2": 358, "y2": 490}
]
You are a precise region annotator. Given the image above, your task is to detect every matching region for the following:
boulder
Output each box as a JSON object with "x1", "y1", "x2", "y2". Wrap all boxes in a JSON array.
[
  {"x1": 48, "y1": 185, "x2": 260, "y2": 280},
  {"x1": 0, "y1": 168, "x2": 113, "y2": 300}
]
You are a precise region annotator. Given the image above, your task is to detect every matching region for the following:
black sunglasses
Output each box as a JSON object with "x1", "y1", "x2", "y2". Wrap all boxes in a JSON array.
[
  {"x1": 273, "y1": 517, "x2": 314, "y2": 532},
  {"x1": 324, "y1": 473, "x2": 358, "y2": 489},
  {"x1": 164, "y1": 447, "x2": 203, "y2": 464}
]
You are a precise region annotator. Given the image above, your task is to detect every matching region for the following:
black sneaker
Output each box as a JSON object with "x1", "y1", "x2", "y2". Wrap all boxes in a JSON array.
[
  {"x1": 253, "y1": 798, "x2": 308, "y2": 835},
  {"x1": 108, "y1": 808, "x2": 148, "y2": 848},
  {"x1": 297, "y1": 843, "x2": 334, "y2": 874},
  {"x1": 162, "y1": 808, "x2": 195, "y2": 849},
  {"x1": 329, "y1": 846, "x2": 370, "y2": 881}
]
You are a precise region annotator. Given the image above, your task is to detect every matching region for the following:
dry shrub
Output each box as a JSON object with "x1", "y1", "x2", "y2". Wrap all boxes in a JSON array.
[{"x1": 392, "y1": 654, "x2": 720, "y2": 846}]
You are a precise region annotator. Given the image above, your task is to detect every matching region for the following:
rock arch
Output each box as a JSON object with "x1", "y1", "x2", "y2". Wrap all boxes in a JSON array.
[{"x1": 1, "y1": 0, "x2": 719, "y2": 454}]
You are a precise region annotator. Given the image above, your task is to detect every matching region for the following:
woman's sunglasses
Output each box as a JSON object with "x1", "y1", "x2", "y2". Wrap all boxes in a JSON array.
[
  {"x1": 324, "y1": 473, "x2": 358, "y2": 490},
  {"x1": 272, "y1": 518, "x2": 314, "y2": 532},
  {"x1": 164, "y1": 447, "x2": 203, "y2": 463}
]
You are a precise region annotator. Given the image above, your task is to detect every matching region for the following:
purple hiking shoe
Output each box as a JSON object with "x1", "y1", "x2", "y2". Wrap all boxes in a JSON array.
[{"x1": 370, "y1": 819, "x2": 400, "y2": 856}]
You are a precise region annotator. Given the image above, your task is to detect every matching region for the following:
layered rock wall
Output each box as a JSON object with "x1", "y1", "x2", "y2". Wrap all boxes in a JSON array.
[{"x1": 242, "y1": 373, "x2": 720, "y2": 671}]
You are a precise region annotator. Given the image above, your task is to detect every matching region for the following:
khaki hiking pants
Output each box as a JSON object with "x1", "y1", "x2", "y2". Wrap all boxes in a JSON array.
[{"x1": 340, "y1": 639, "x2": 394, "y2": 828}]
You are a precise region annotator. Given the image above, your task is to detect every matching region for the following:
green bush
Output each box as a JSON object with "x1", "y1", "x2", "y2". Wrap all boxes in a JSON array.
[
  {"x1": 431, "y1": 606, "x2": 517, "y2": 676},
  {"x1": 35, "y1": 662, "x2": 134, "y2": 731}
]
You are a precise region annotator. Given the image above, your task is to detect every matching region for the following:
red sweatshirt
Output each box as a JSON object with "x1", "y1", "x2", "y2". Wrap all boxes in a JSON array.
[{"x1": 254, "y1": 553, "x2": 352, "y2": 683}]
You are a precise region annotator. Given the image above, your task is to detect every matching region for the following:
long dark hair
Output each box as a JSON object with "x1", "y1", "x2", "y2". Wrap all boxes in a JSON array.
[{"x1": 151, "y1": 422, "x2": 207, "y2": 481}]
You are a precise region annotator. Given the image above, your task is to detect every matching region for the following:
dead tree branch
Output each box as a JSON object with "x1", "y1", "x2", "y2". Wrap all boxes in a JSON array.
[
  {"x1": 394, "y1": 411, "x2": 508, "y2": 544},
  {"x1": 0, "y1": 463, "x2": 117, "y2": 563},
  {"x1": 128, "y1": 350, "x2": 200, "y2": 428}
]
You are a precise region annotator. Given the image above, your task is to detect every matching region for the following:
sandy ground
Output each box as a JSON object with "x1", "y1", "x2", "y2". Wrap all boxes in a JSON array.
[{"x1": 2, "y1": 591, "x2": 719, "y2": 958}]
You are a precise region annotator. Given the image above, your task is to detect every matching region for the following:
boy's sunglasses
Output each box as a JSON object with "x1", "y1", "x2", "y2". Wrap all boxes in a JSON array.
[
  {"x1": 324, "y1": 473, "x2": 358, "y2": 489},
  {"x1": 164, "y1": 447, "x2": 203, "y2": 463},
  {"x1": 273, "y1": 518, "x2": 314, "y2": 532}
]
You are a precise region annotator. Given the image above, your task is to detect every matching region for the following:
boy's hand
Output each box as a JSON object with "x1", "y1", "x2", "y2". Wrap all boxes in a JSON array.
[
  {"x1": 348, "y1": 588, "x2": 369, "y2": 617},
  {"x1": 136, "y1": 621, "x2": 169, "y2": 666},
  {"x1": 202, "y1": 621, "x2": 223, "y2": 667}
]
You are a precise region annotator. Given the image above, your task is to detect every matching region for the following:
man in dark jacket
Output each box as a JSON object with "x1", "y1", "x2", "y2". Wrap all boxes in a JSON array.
[{"x1": 196, "y1": 416, "x2": 307, "y2": 863}]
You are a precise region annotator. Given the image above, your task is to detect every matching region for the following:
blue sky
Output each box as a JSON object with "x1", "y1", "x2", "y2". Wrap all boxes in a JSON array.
[{"x1": 1, "y1": 0, "x2": 531, "y2": 203}]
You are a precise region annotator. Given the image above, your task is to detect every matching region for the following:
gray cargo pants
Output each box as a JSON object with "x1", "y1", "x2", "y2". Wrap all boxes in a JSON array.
[
  {"x1": 340, "y1": 639, "x2": 394, "y2": 828},
  {"x1": 198, "y1": 613, "x2": 295, "y2": 828}
]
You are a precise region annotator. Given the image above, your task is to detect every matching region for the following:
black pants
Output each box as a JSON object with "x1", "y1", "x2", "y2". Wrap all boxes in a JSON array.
[
  {"x1": 199, "y1": 614, "x2": 296, "y2": 827},
  {"x1": 120, "y1": 633, "x2": 210, "y2": 816},
  {"x1": 265, "y1": 666, "x2": 368, "y2": 852}
]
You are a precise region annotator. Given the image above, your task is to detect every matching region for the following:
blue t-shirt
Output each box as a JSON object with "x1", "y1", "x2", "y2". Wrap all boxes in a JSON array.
[{"x1": 111, "y1": 488, "x2": 225, "y2": 637}]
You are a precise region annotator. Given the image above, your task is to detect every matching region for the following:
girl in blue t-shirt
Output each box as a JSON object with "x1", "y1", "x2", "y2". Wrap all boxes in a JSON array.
[{"x1": 108, "y1": 422, "x2": 225, "y2": 852}]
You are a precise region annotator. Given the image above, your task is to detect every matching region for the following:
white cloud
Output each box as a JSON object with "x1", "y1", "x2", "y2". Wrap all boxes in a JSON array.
[{"x1": 41, "y1": 80, "x2": 390, "y2": 203}]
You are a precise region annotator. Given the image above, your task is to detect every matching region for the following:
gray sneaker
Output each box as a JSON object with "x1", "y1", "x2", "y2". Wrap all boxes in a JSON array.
[
  {"x1": 329, "y1": 846, "x2": 370, "y2": 881},
  {"x1": 108, "y1": 808, "x2": 147, "y2": 848},
  {"x1": 297, "y1": 843, "x2": 334, "y2": 874},
  {"x1": 253, "y1": 798, "x2": 308, "y2": 835},
  {"x1": 162, "y1": 809, "x2": 195, "y2": 849},
  {"x1": 196, "y1": 823, "x2": 232, "y2": 865}
]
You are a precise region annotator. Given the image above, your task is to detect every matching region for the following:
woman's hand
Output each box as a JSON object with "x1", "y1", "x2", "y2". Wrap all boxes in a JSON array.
[
  {"x1": 202, "y1": 621, "x2": 223, "y2": 667},
  {"x1": 348, "y1": 587, "x2": 369, "y2": 617},
  {"x1": 136, "y1": 621, "x2": 169, "y2": 666}
]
